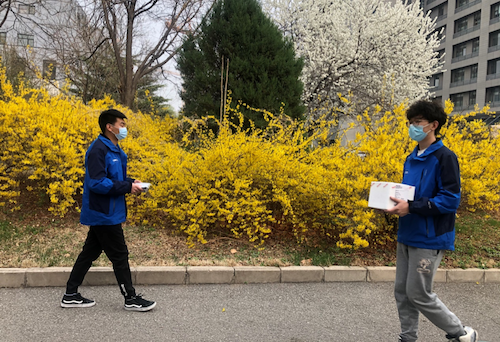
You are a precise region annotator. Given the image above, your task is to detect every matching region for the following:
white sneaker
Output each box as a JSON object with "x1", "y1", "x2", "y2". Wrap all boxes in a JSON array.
[{"x1": 447, "y1": 326, "x2": 478, "y2": 342}]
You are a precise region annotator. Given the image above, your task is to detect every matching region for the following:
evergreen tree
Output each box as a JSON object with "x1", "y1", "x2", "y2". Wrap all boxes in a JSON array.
[{"x1": 177, "y1": 0, "x2": 304, "y2": 128}]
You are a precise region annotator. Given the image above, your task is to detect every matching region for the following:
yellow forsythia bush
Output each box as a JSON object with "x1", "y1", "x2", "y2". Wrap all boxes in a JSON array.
[
  {"x1": 0, "y1": 67, "x2": 498, "y2": 248},
  {"x1": 0, "y1": 67, "x2": 178, "y2": 216}
]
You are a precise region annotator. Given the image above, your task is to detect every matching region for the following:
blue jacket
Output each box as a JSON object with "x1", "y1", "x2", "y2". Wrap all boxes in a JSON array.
[
  {"x1": 80, "y1": 135, "x2": 133, "y2": 226},
  {"x1": 398, "y1": 139, "x2": 461, "y2": 251}
]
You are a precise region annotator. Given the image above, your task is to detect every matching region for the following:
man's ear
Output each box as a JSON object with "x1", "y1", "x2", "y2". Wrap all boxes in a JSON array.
[{"x1": 431, "y1": 120, "x2": 439, "y2": 131}]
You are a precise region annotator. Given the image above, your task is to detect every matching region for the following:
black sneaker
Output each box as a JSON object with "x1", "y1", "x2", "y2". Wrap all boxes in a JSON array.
[
  {"x1": 124, "y1": 294, "x2": 156, "y2": 312},
  {"x1": 61, "y1": 293, "x2": 96, "y2": 308}
]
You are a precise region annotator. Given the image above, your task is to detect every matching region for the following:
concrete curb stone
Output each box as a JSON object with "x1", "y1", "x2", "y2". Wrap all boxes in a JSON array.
[
  {"x1": 434, "y1": 269, "x2": 447, "y2": 283},
  {"x1": 447, "y1": 268, "x2": 485, "y2": 283},
  {"x1": 367, "y1": 266, "x2": 397, "y2": 282},
  {"x1": 281, "y1": 266, "x2": 324, "y2": 283},
  {"x1": 0, "y1": 266, "x2": 499, "y2": 288},
  {"x1": 485, "y1": 268, "x2": 500, "y2": 283},
  {"x1": 187, "y1": 266, "x2": 235, "y2": 284},
  {"x1": 26, "y1": 267, "x2": 72, "y2": 287},
  {"x1": 324, "y1": 266, "x2": 367, "y2": 282},
  {"x1": 0, "y1": 268, "x2": 25, "y2": 288},
  {"x1": 234, "y1": 266, "x2": 281, "y2": 284},
  {"x1": 135, "y1": 266, "x2": 187, "y2": 285}
]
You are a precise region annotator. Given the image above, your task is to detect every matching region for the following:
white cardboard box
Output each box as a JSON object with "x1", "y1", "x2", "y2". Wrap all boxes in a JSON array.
[{"x1": 368, "y1": 182, "x2": 415, "y2": 210}]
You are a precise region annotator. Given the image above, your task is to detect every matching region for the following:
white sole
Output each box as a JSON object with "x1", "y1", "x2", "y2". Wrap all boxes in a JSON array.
[
  {"x1": 61, "y1": 302, "x2": 96, "y2": 308},
  {"x1": 124, "y1": 301, "x2": 157, "y2": 312}
]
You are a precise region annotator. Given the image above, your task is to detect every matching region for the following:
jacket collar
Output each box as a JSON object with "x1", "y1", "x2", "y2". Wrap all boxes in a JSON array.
[
  {"x1": 409, "y1": 139, "x2": 443, "y2": 160},
  {"x1": 98, "y1": 134, "x2": 121, "y2": 153}
]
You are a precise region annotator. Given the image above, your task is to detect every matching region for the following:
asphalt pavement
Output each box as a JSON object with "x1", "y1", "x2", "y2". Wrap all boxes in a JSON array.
[{"x1": 0, "y1": 282, "x2": 498, "y2": 342}]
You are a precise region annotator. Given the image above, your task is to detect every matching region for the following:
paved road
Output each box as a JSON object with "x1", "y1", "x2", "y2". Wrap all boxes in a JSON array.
[{"x1": 0, "y1": 282, "x2": 498, "y2": 342}]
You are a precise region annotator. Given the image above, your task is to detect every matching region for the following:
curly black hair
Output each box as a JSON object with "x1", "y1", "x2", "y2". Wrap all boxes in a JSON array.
[{"x1": 406, "y1": 100, "x2": 447, "y2": 136}]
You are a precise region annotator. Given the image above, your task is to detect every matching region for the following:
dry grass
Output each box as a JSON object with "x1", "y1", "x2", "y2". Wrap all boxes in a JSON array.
[{"x1": 0, "y1": 204, "x2": 499, "y2": 269}]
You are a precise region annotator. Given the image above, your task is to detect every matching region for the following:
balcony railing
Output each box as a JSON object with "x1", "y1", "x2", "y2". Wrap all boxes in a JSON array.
[
  {"x1": 455, "y1": 0, "x2": 481, "y2": 14},
  {"x1": 491, "y1": 17, "x2": 500, "y2": 25},
  {"x1": 452, "y1": 104, "x2": 477, "y2": 112},
  {"x1": 488, "y1": 45, "x2": 500, "y2": 53},
  {"x1": 451, "y1": 51, "x2": 479, "y2": 63},
  {"x1": 450, "y1": 78, "x2": 478, "y2": 88},
  {"x1": 429, "y1": 84, "x2": 443, "y2": 91},
  {"x1": 427, "y1": 0, "x2": 436, "y2": 4},
  {"x1": 487, "y1": 100, "x2": 500, "y2": 108},
  {"x1": 453, "y1": 25, "x2": 480, "y2": 39},
  {"x1": 486, "y1": 73, "x2": 500, "y2": 81},
  {"x1": 437, "y1": 14, "x2": 448, "y2": 22}
]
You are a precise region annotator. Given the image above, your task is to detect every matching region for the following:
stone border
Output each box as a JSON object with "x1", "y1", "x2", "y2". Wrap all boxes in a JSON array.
[{"x1": 0, "y1": 266, "x2": 499, "y2": 288}]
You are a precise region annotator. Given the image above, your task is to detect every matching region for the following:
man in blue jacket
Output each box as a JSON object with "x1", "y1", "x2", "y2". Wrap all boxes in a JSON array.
[
  {"x1": 386, "y1": 100, "x2": 477, "y2": 342},
  {"x1": 61, "y1": 109, "x2": 156, "y2": 312}
]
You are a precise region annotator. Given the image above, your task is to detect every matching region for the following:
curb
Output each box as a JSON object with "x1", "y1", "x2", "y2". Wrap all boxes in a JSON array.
[{"x1": 1, "y1": 266, "x2": 499, "y2": 288}]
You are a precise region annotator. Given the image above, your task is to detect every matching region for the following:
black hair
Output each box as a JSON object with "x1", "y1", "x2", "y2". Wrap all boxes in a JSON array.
[
  {"x1": 406, "y1": 99, "x2": 447, "y2": 136},
  {"x1": 98, "y1": 109, "x2": 127, "y2": 134}
]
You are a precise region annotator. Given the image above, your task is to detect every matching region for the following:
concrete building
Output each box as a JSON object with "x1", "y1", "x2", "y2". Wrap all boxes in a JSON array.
[
  {"x1": 419, "y1": 0, "x2": 500, "y2": 114},
  {"x1": 0, "y1": 0, "x2": 85, "y2": 88}
]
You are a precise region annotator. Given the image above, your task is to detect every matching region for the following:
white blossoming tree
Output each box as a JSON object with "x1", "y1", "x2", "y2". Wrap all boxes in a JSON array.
[{"x1": 263, "y1": 0, "x2": 442, "y2": 121}]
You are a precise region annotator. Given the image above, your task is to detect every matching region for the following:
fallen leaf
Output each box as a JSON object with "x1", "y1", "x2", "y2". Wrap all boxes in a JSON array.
[{"x1": 300, "y1": 258, "x2": 312, "y2": 266}]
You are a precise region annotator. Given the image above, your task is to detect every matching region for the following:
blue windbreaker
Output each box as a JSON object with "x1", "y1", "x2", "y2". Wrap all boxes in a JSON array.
[
  {"x1": 398, "y1": 139, "x2": 461, "y2": 251},
  {"x1": 80, "y1": 135, "x2": 133, "y2": 226}
]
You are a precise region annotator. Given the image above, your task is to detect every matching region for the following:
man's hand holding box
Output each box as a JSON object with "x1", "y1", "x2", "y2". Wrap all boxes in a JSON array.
[{"x1": 368, "y1": 181, "x2": 415, "y2": 210}]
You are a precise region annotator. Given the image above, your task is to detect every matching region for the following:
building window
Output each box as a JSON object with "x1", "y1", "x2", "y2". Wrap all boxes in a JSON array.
[
  {"x1": 469, "y1": 91, "x2": 476, "y2": 106},
  {"x1": 17, "y1": 33, "x2": 34, "y2": 46},
  {"x1": 18, "y1": 4, "x2": 35, "y2": 15},
  {"x1": 436, "y1": 25, "x2": 446, "y2": 41},
  {"x1": 455, "y1": 17, "x2": 468, "y2": 33},
  {"x1": 471, "y1": 64, "x2": 478, "y2": 79},
  {"x1": 490, "y1": 30, "x2": 500, "y2": 48},
  {"x1": 452, "y1": 68, "x2": 465, "y2": 82},
  {"x1": 487, "y1": 58, "x2": 500, "y2": 75},
  {"x1": 43, "y1": 60, "x2": 57, "y2": 80},
  {"x1": 492, "y1": 2, "x2": 500, "y2": 20},
  {"x1": 453, "y1": 43, "x2": 467, "y2": 57},
  {"x1": 437, "y1": 49, "x2": 445, "y2": 60},
  {"x1": 457, "y1": 0, "x2": 468, "y2": 8},
  {"x1": 486, "y1": 86, "x2": 500, "y2": 104},
  {"x1": 473, "y1": 11, "x2": 481, "y2": 26},
  {"x1": 0, "y1": 32, "x2": 6, "y2": 45},
  {"x1": 438, "y1": 4, "x2": 445, "y2": 17},
  {"x1": 472, "y1": 38, "x2": 480, "y2": 53},
  {"x1": 451, "y1": 93, "x2": 464, "y2": 108}
]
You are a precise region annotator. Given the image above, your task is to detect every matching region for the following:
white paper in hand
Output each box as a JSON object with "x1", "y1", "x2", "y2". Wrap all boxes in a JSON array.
[
  {"x1": 137, "y1": 182, "x2": 151, "y2": 192},
  {"x1": 368, "y1": 182, "x2": 415, "y2": 210}
]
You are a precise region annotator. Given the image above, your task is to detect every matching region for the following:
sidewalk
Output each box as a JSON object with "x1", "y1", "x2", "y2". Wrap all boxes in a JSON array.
[{"x1": 1, "y1": 265, "x2": 499, "y2": 287}]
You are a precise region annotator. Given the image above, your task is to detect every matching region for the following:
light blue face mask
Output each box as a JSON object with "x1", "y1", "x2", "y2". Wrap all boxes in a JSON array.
[
  {"x1": 114, "y1": 127, "x2": 128, "y2": 140},
  {"x1": 408, "y1": 123, "x2": 430, "y2": 142}
]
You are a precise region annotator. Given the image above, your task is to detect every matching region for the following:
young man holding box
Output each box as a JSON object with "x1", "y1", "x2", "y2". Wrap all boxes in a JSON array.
[{"x1": 386, "y1": 100, "x2": 477, "y2": 342}]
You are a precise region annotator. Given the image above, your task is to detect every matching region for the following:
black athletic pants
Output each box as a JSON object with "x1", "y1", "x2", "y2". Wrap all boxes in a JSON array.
[{"x1": 66, "y1": 223, "x2": 136, "y2": 298}]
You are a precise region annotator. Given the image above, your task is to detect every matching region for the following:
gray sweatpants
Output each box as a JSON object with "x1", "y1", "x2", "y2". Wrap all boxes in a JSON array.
[{"x1": 394, "y1": 242, "x2": 465, "y2": 342}]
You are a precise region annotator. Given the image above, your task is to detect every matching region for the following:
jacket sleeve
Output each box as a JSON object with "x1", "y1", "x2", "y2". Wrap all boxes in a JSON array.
[
  {"x1": 408, "y1": 152, "x2": 461, "y2": 216},
  {"x1": 86, "y1": 146, "x2": 132, "y2": 196}
]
